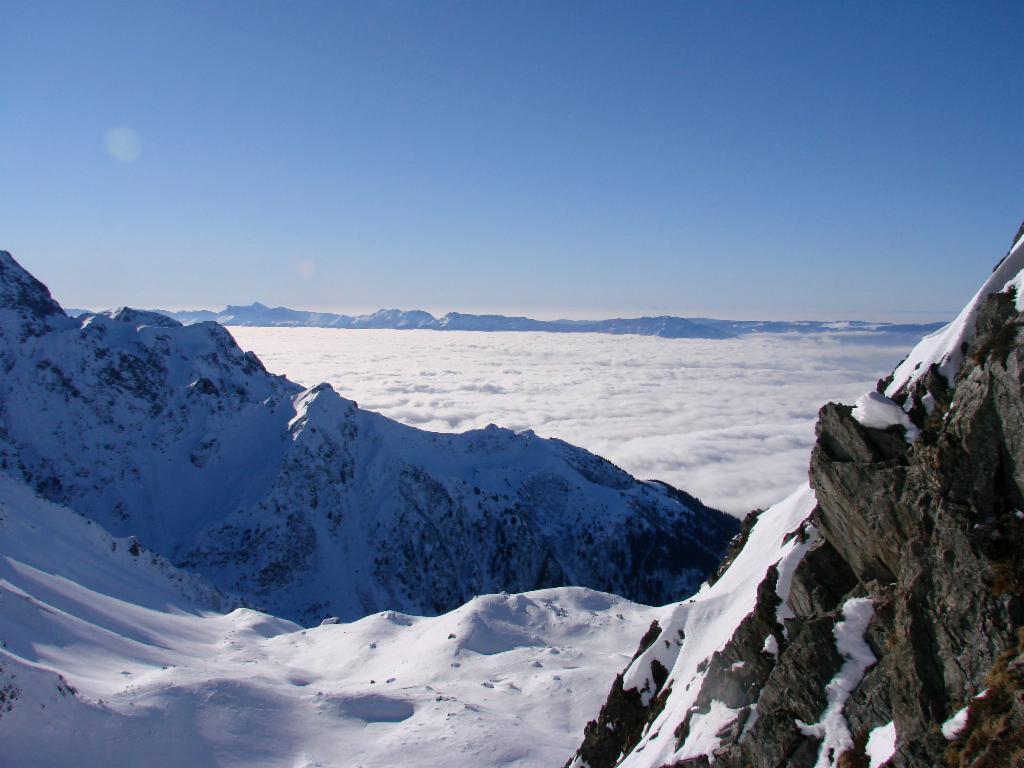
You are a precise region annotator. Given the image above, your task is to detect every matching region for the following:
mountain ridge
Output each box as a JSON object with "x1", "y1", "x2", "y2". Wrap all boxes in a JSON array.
[{"x1": 0, "y1": 249, "x2": 737, "y2": 626}]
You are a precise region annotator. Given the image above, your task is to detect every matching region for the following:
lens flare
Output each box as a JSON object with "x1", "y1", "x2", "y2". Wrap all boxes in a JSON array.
[{"x1": 105, "y1": 127, "x2": 142, "y2": 163}]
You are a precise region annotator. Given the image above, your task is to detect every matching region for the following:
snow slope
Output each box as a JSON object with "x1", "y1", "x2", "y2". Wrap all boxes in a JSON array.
[
  {"x1": 0, "y1": 250, "x2": 736, "y2": 624},
  {"x1": 0, "y1": 474, "x2": 662, "y2": 768}
]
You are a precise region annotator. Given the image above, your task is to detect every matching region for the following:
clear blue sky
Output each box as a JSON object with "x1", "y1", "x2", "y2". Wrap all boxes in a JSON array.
[{"x1": 2, "y1": 1, "x2": 1022, "y2": 320}]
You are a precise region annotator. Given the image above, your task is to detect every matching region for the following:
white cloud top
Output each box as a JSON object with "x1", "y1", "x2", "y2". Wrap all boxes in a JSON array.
[{"x1": 230, "y1": 328, "x2": 913, "y2": 514}]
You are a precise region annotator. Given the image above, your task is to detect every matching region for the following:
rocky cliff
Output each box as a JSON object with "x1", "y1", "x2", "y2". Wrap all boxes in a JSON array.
[{"x1": 565, "y1": 224, "x2": 1024, "y2": 768}]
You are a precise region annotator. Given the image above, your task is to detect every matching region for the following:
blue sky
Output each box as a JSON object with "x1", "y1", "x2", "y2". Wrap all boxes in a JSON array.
[{"x1": 2, "y1": 1, "x2": 1022, "y2": 320}]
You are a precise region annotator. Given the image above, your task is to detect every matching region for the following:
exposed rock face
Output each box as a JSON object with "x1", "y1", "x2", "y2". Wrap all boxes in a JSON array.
[
  {"x1": 0, "y1": 250, "x2": 737, "y2": 625},
  {"x1": 565, "y1": 225, "x2": 1024, "y2": 768}
]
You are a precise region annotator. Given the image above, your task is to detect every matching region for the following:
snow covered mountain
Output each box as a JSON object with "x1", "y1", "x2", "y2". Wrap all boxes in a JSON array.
[
  {"x1": 0, "y1": 472, "x2": 665, "y2": 767},
  {"x1": 65, "y1": 302, "x2": 945, "y2": 341},
  {"x1": 0, "y1": 250, "x2": 736, "y2": 625},
  {"x1": 564, "y1": 225, "x2": 1024, "y2": 767}
]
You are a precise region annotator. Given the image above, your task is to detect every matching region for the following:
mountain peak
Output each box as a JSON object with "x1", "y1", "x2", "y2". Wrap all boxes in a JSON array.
[{"x1": 0, "y1": 250, "x2": 65, "y2": 321}]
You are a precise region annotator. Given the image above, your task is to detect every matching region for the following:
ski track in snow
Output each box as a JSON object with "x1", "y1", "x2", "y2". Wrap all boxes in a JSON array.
[{"x1": 230, "y1": 328, "x2": 916, "y2": 515}]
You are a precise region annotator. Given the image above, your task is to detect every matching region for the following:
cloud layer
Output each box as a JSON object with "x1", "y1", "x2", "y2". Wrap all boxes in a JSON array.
[{"x1": 229, "y1": 328, "x2": 914, "y2": 516}]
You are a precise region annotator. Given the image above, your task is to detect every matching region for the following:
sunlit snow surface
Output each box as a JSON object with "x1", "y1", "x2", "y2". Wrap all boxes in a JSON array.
[
  {"x1": 231, "y1": 328, "x2": 915, "y2": 513},
  {"x1": 0, "y1": 475, "x2": 661, "y2": 768}
]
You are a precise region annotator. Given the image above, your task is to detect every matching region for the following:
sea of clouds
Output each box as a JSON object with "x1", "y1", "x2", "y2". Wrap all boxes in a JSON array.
[{"x1": 229, "y1": 328, "x2": 918, "y2": 516}]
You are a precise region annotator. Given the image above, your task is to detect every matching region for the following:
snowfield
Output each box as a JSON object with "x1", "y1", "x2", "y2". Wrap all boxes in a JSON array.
[
  {"x1": 0, "y1": 474, "x2": 663, "y2": 768},
  {"x1": 229, "y1": 327, "x2": 918, "y2": 514}
]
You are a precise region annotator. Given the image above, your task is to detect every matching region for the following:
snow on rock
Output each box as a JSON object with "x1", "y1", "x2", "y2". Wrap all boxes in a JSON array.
[
  {"x1": 796, "y1": 597, "x2": 877, "y2": 768},
  {"x1": 851, "y1": 391, "x2": 921, "y2": 442},
  {"x1": 0, "y1": 473, "x2": 660, "y2": 767},
  {"x1": 775, "y1": 521, "x2": 821, "y2": 628},
  {"x1": 941, "y1": 688, "x2": 989, "y2": 741},
  {"x1": 0, "y1": 249, "x2": 737, "y2": 625},
  {"x1": 680, "y1": 700, "x2": 743, "y2": 760},
  {"x1": 581, "y1": 483, "x2": 819, "y2": 768},
  {"x1": 865, "y1": 720, "x2": 897, "y2": 768},
  {"x1": 1002, "y1": 266, "x2": 1024, "y2": 311},
  {"x1": 885, "y1": 232, "x2": 1024, "y2": 398},
  {"x1": 942, "y1": 705, "x2": 970, "y2": 740}
]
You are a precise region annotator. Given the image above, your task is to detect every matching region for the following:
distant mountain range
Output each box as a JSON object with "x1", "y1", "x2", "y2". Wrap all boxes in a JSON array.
[{"x1": 63, "y1": 302, "x2": 948, "y2": 340}]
